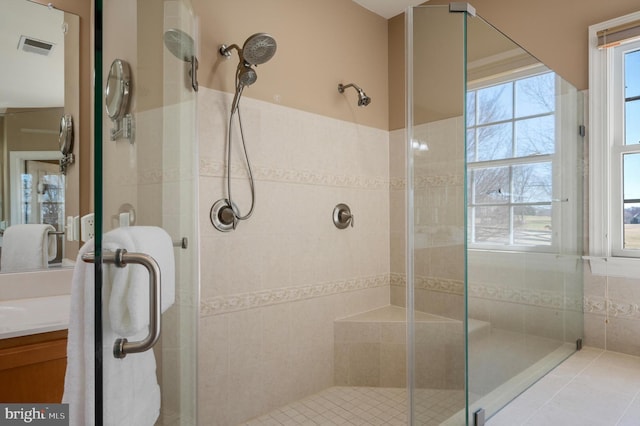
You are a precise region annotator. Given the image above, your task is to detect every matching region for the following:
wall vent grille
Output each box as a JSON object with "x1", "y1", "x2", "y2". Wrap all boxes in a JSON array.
[{"x1": 17, "y1": 36, "x2": 55, "y2": 56}]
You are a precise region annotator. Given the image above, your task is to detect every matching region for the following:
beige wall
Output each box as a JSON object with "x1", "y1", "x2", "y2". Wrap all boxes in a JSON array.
[
  {"x1": 2, "y1": 109, "x2": 63, "y2": 220},
  {"x1": 388, "y1": 14, "x2": 405, "y2": 132},
  {"x1": 430, "y1": 0, "x2": 640, "y2": 91},
  {"x1": 193, "y1": 0, "x2": 389, "y2": 130},
  {"x1": 3, "y1": 109, "x2": 62, "y2": 153},
  {"x1": 389, "y1": 0, "x2": 640, "y2": 130}
]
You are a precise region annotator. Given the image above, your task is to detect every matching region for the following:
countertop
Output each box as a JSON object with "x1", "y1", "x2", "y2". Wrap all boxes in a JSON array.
[{"x1": 0, "y1": 294, "x2": 70, "y2": 339}]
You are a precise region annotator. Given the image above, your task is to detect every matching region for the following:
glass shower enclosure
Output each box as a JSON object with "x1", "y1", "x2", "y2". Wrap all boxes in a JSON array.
[
  {"x1": 93, "y1": 0, "x2": 198, "y2": 424},
  {"x1": 406, "y1": 5, "x2": 584, "y2": 424}
]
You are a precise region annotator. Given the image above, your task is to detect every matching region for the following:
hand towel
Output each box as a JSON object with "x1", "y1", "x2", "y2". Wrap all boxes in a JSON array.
[
  {"x1": 62, "y1": 239, "x2": 95, "y2": 426},
  {"x1": 103, "y1": 226, "x2": 176, "y2": 336},
  {"x1": 0, "y1": 224, "x2": 57, "y2": 271},
  {"x1": 62, "y1": 226, "x2": 175, "y2": 425}
]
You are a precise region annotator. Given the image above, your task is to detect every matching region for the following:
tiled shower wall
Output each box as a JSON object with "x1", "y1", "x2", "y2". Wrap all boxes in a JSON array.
[
  {"x1": 388, "y1": 119, "x2": 582, "y2": 341},
  {"x1": 196, "y1": 88, "x2": 391, "y2": 425},
  {"x1": 583, "y1": 253, "x2": 640, "y2": 357}
]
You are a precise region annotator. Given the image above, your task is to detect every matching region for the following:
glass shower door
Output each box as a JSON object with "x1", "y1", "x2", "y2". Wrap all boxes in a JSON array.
[
  {"x1": 94, "y1": 0, "x2": 198, "y2": 424},
  {"x1": 407, "y1": 5, "x2": 584, "y2": 424}
]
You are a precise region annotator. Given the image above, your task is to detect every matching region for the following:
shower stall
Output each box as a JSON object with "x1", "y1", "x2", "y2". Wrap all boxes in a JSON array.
[{"x1": 91, "y1": 1, "x2": 583, "y2": 425}]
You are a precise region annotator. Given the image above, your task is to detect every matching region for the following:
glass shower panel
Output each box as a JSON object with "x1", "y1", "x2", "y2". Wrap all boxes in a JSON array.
[
  {"x1": 465, "y1": 14, "x2": 584, "y2": 422},
  {"x1": 409, "y1": 6, "x2": 584, "y2": 425},
  {"x1": 407, "y1": 6, "x2": 467, "y2": 425},
  {"x1": 96, "y1": 0, "x2": 198, "y2": 424}
]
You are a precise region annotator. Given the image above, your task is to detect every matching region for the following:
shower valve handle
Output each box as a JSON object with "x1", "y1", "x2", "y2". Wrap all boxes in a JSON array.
[
  {"x1": 333, "y1": 204, "x2": 354, "y2": 229},
  {"x1": 340, "y1": 211, "x2": 354, "y2": 227}
]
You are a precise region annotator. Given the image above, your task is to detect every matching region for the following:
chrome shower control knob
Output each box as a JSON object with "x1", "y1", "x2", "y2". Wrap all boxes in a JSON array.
[
  {"x1": 211, "y1": 199, "x2": 238, "y2": 232},
  {"x1": 333, "y1": 204, "x2": 354, "y2": 229}
]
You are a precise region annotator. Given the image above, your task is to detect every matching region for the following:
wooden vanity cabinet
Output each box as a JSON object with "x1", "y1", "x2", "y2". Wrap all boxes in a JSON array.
[{"x1": 0, "y1": 330, "x2": 68, "y2": 402}]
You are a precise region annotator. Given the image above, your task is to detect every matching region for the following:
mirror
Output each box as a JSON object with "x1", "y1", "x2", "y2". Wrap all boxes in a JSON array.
[
  {"x1": 59, "y1": 115, "x2": 74, "y2": 155},
  {"x1": 0, "y1": 0, "x2": 80, "y2": 272},
  {"x1": 105, "y1": 59, "x2": 133, "y2": 141},
  {"x1": 105, "y1": 59, "x2": 131, "y2": 120}
]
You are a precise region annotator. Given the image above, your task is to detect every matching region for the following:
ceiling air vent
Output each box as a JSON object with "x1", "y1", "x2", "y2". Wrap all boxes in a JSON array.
[{"x1": 17, "y1": 36, "x2": 55, "y2": 56}]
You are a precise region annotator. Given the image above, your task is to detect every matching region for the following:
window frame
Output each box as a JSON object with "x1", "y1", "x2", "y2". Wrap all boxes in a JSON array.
[
  {"x1": 611, "y1": 42, "x2": 640, "y2": 256},
  {"x1": 467, "y1": 66, "x2": 565, "y2": 253},
  {"x1": 588, "y1": 10, "x2": 640, "y2": 276}
]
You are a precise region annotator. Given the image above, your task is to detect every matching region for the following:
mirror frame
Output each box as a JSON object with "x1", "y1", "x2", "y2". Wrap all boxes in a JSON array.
[
  {"x1": 105, "y1": 59, "x2": 131, "y2": 121},
  {"x1": 59, "y1": 114, "x2": 74, "y2": 155}
]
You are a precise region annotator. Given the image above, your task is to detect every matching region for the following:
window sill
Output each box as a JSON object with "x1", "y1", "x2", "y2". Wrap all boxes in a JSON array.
[{"x1": 584, "y1": 256, "x2": 640, "y2": 279}]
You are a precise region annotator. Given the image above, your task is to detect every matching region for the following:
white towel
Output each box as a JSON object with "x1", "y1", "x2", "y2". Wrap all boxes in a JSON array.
[
  {"x1": 63, "y1": 225, "x2": 176, "y2": 425},
  {"x1": 62, "y1": 239, "x2": 95, "y2": 426},
  {"x1": 0, "y1": 224, "x2": 57, "y2": 272},
  {"x1": 104, "y1": 226, "x2": 175, "y2": 336}
]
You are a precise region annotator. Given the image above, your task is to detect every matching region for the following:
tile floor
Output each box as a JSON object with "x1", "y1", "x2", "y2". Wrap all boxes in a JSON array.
[
  {"x1": 242, "y1": 347, "x2": 640, "y2": 425},
  {"x1": 242, "y1": 387, "x2": 409, "y2": 425},
  {"x1": 487, "y1": 347, "x2": 640, "y2": 425},
  {"x1": 242, "y1": 387, "x2": 466, "y2": 425}
]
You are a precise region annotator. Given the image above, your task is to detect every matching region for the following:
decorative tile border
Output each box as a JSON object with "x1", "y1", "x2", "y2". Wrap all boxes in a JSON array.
[
  {"x1": 201, "y1": 272, "x2": 613, "y2": 318},
  {"x1": 607, "y1": 298, "x2": 639, "y2": 318},
  {"x1": 584, "y1": 295, "x2": 607, "y2": 316},
  {"x1": 388, "y1": 174, "x2": 464, "y2": 191},
  {"x1": 200, "y1": 159, "x2": 388, "y2": 190},
  {"x1": 112, "y1": 167, "x2": 196, "y2": 186},
  {"x1": 139, "y1": 167, "x2": 196, "y2": 185},
  {"x1": 391, "y1": 273, "x2": 583, "y2": 312},
  {"x1": 200, "y1": 274, "x2": 390, "y2": 316},
  {"x1": 390, "y1": 178, "x2": 405, "y2": 191},
  {"x1": 390, "y1": 272, "x2": 464, "y2": 295},
  {"x1": 584, "y1": 296, "x2": 640, "y2": 320},
  {"x1": 199, "y1": 160, "x2": 463, "y2": 192}
]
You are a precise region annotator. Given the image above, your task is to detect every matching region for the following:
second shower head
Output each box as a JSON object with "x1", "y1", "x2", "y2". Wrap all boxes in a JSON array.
[{"x1": 338, "y1": 83, "x2": 371, "y2": 107}]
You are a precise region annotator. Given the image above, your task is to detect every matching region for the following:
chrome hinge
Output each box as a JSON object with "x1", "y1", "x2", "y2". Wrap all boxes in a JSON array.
[{"x1": 450, "y1": 2, "x2": 477, "y2": 17}]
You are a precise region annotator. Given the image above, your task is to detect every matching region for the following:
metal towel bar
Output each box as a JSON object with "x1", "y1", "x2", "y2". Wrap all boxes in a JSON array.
[
  {"x1": 81, "y1": 248, "x2": 161, "y2": 359},
  {"x1": 0, "y1": 229, "x2": 64, "y2": 235},
  {"x1": 173, "y1": 237, "x2": 188, "y2": 249}
]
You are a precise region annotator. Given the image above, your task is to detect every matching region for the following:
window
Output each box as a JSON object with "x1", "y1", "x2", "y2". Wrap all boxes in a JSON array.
[
  {"x1": 589, "y1": 11, "x2": 640, "y2": 267},
  {"x1": 467, "y1": 71, "x2": 558, "y2": 249},
  {"x1": 617, "y1": 46, "x2": 640, "y2": 252}
]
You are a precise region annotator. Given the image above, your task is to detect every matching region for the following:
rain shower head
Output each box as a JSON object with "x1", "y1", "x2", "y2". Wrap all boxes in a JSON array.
[
  {"x1": 219, "y1": 33, "x2": 277, "y2": 66},
  {"x1": 338, "y1": 83, "x2": 371, "y2": 107},
  {"x1": 242, "y1": 33, "x2": 277, "y2": 65},
  {"x1": 163, "y1": 28, "x2": 195, "y2": 61}
]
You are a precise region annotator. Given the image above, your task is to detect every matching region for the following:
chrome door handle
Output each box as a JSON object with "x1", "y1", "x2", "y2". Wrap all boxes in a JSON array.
[{"x1": 82, "y1": 248, "x2": 161, "y2": 359}]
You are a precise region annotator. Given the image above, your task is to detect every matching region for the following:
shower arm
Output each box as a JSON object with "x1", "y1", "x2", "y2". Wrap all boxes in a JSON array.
[
  {"x1": 338, "y1": 83, "x2": 362, "y2": 93},
  {"x1": 219, "y1": 43, "x2": 241, "y2": 58}
]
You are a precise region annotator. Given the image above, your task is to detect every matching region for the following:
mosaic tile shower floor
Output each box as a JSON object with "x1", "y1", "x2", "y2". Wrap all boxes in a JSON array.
[{"x1": 242, "y1": 386, "x2": 465, "y2": 426}]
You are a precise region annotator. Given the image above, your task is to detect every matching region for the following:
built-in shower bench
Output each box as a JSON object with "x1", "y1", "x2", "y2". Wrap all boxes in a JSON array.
[{"x1": 334, "y1": 305, "x2": 490, "y2": 388}]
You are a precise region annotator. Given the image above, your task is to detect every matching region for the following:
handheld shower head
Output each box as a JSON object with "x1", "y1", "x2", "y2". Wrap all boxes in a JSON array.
[
  {"x1": 237, "y1": 63, "x2": 257, "y2": 87},
  {"x1": 338, "y1": 83, "x2": 372, "y2": 107},
  {"x1": 219, "y1": 33, "x2": 277, "y2": 111}
]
